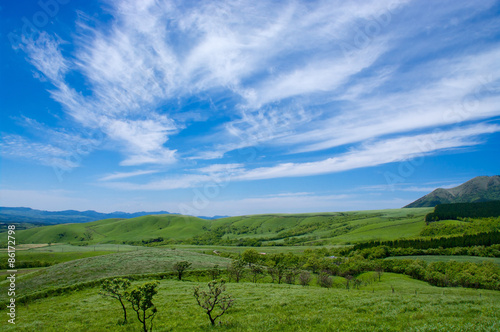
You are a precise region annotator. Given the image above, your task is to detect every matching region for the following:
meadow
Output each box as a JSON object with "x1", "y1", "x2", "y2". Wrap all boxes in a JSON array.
[
  {"x1": 0, "y1": 248, "x2": 231, "y2": 304},
  {"x1": 1, "y1": 273, "x2": 499, "y2": 331},
  {"x1": 2, "y1": 207, "x2": 500, "y2": 331}
]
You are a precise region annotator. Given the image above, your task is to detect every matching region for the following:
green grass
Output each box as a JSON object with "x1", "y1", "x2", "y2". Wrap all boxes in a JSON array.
[
  {"x1": 0, "y1": 248, "x2": 231, "y2": 304},
  {"x1": 387, "y1": 255, "x2": 500, "y2": 265},
  {"x1": 0, "y1": 250, "x2": 115, "y2": 265},
  {"x1": 11, "y1": 208, "x2": 433, "y2": 246},
  {"x1": 2, "y1": 273, "x2": 499, "y2": 331},
  {"x1": 172, "y1": 244, "x2": 345, "y2": 255},
  {"x1": 331, "y1": 219, "x2": 425, "y2": 244},
  {"x1": 27, "y1": 243, "x2": 151, "y2": 253},
  {"x1": 0, "y1": 244, "x2": 152, "y2": 272}
]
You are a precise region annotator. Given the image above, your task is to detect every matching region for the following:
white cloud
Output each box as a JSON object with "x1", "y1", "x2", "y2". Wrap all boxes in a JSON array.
[
  {"x1": 98, "y1": 170, "x2": 160, "y2": 182},
  {"x1": 0, "y1": 134, "x2": 79, "y2": 170},
  {"x1": 99, "y1": 123, "x2": 499, "y2": 190},
  {"x1": 196, "y1": 163, "x2": 244, "y2": 174},
  {"x1": 8, "y1": 0, "x2": 500, "y2": 192},
  {"x1": 234, "y1": 124, "x2": 500, "y2": 181},
  {"x1": 20, "y1": 32, "x2": 69, "y2": 82},
  {"x1": 272, "y1": 47, "x2": 500, "y2": 154}
]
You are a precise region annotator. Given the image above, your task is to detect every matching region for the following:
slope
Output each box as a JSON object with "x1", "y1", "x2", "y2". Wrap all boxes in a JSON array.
[
  {"x1": 404, "y1": 175, "x2": 500, "y2": 208},
  {"x1": 0, "y1": 248, "x2": 231, "y2": 304},
  {"x1": 13, "y1": 215, "x2": 208, "y2": 244}
]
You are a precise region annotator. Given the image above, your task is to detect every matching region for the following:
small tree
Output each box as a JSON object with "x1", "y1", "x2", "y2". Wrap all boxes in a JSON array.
[
  {"x1": 345, "y1": 275, "x2": 353, "y2": 290},
  {"x1": 242, "y1": 248, "x2": 261, "y2": 267},
  {"x1": 267, "y1": 263, "x2": 286, "y2": 284},
  {"x1": 194, "y1": 279, "x2": 234, "y2": 326},
  {"x1": 299, "y1": 271, "x2": 312, "y2": 286},
  {"x1": 317, "y1": 272, "x2": 333, "y2": 288},
  {"x1": 127, "y1": 281, "x2": 159, "y2": 332},
  {"x1": 353, "y1": 278, "x2": 362, "y2": 290},
  {"x1": 375, "y1": 267, "x2": 384, "y2": 282},
  {"x1": 173, "y1": 261, "x2": 192, "y2": 281},
  {"x1": 249, "y1": 265, "x2": 265, "y2": 283},
  {"x1": 209, "y1": 264, "x2": 222, "y2": 280},
  {"x1": 227, "y1": 260, "x2": 245, "y2": 283},
  {"x1": 285, "y1": 268, "x2": 299, "y2": 285},
  {"x1": 100, "y1": 278, "x2": 131, "y2": 324}
]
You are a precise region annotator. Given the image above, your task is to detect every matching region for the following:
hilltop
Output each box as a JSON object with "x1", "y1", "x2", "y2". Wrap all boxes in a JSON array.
[{"x1": 404, "y1": 175, "x2": 500, "y2": 208}]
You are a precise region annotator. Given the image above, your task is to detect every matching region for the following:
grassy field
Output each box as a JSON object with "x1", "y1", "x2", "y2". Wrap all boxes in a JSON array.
[
  {"x1": 0, "y1": 248, "x2": 231, "y2": 304},
  {"x1": 0, "y1": 244, "x2": 152, "y2": 272},
  {"x1": 387, "y1": 255, "x2": 500, "y2": 265},
  {"x1": 9, "y1": 208, "x2": 432, "y2": 246},
  {"x1": 2, "y1": 273, "x2": 499, "y2": 331},
  {"x1": 28, "y1": 243, "x2": 150, "y2": 252}
]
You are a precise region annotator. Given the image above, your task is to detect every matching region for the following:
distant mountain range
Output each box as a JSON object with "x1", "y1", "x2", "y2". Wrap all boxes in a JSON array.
[
  {"x1": 404, "y1": 175, "x2": 500, "y2": 208},
  {"x1": 3, "y1": 175, "x2": 498, "y2": 224},
  {"x1": 0, "y1": 207, "x2": 226, "y2": 224}
]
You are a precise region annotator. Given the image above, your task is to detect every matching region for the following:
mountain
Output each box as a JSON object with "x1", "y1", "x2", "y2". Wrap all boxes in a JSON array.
[
  {"x1": 0, "y1": 207, "x2": 226, "y2": 224},
  {"x1": 0, "y1": 207, "x2": 174, "y2": 224},
  {"x1": 404, "y1": 176, "x2": 500, "y2": 208}
]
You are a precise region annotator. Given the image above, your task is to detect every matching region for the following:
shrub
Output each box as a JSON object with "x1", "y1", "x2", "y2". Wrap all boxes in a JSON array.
[
  {"x1": 299, "y1": 271, "x2": 312, "y2": 286},
  {"x1": 317, "y1": 273, "x2": 333, "y2": 288}
]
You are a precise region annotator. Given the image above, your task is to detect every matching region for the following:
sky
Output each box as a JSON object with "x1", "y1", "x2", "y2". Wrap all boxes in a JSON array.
[{"x1": 0, "y1": 0, "x2": 499, "y2": 217}]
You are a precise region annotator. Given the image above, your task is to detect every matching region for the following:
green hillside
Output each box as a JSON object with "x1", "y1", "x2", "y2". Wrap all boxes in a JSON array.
[
  {"x1": 13, "y1": 214, "x2": 208, "y2": 244},
  {"x1": 12, "y1": 208, "x2": 432, "y2": 246}
]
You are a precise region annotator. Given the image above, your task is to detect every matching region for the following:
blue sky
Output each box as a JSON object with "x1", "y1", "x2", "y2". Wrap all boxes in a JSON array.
[{"x1": 1, "y1": 0, "x2": 499, "y2": 216}]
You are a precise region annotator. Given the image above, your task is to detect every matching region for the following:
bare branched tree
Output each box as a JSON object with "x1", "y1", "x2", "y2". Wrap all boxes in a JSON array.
[{"x1": 193, "y1": 279, "x2": 235, "y2": 326}]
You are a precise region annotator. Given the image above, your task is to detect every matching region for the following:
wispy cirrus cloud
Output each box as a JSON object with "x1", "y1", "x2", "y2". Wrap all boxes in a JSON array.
[
  {"x1": 232, "y1": 123, "x2": 500, "y2": 181},
  {"x1": 0, "y1": 134, "x2": 79, "y2": 170},
  {"x1": 99, "y1": 123, "x2": 499, "y2": 190},
  {"x1": 98, "y1": 170, "x2": 160, "y2": 181},
  {"x1": 5, "y1": 0, "x2": 500, "y2": 195}
]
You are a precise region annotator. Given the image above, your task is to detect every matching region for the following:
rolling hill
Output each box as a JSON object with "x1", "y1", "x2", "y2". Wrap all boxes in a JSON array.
[
  {"x1": 10, "y1": 208, "x2": 432, "y2": 246},
  {"x1": 404, "y1": 175, "x2": 500, "y2": 208}
]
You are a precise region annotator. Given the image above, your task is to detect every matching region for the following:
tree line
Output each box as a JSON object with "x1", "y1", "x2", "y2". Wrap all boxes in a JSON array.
[
  {"x1": 425, "y1": 201, "x2": 500, "y2": 222},
  {"x1": 352, "y1": 230, "x2": 500, "y2": 251}
]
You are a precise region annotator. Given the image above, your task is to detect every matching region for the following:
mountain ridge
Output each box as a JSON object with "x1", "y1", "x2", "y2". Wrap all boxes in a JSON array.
[
  {"x1": 0, "y1": 206, "x2": 224, "y2": 224},
  {"x1": 404, "y1": 175, "x2": 500, "y2": 208}
]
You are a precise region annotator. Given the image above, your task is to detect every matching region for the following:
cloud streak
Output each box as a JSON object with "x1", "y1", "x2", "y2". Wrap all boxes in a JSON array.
[{"x1": 100, "y1": 123, "x2": 499, "y2": 190}]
